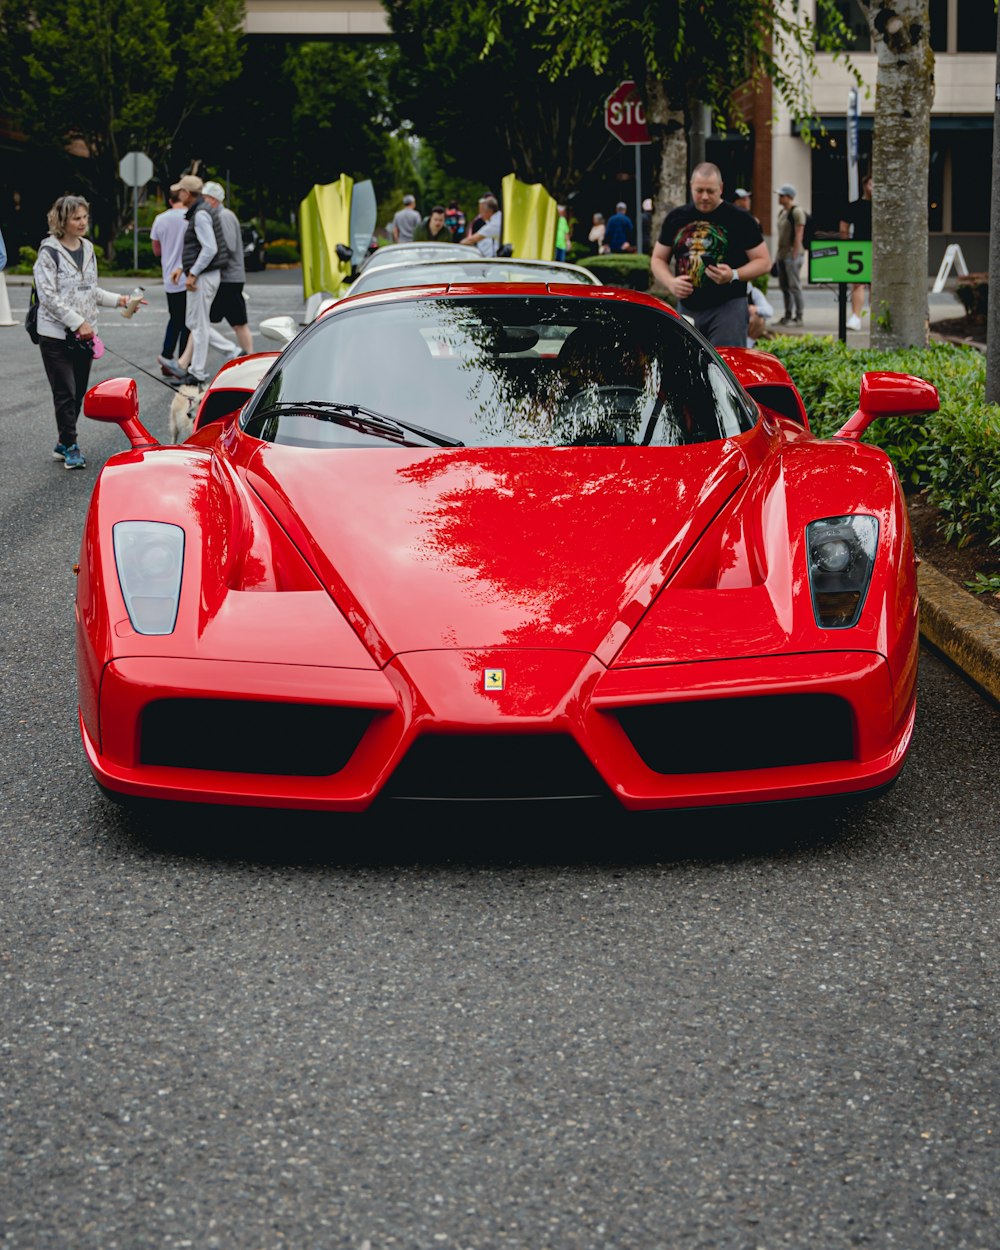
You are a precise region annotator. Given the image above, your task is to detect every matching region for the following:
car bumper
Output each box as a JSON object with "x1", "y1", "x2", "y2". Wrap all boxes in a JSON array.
[{"x1": 83, "y1": 649, "x2": 913, "y2": 812}]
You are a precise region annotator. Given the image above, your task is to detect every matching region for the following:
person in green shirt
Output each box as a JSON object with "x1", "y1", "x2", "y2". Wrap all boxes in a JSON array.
[
  {"x1": 554, "y1": 204, "x2": 570, "y2": 261},
  {"x1": 413, "y1": 205, "x2": 454, "y2": 243}
]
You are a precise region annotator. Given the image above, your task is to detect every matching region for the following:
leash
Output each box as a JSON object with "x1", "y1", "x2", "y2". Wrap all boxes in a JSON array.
[{"x1": 100, "y1": 342, "x2": 184, "y2": 392}]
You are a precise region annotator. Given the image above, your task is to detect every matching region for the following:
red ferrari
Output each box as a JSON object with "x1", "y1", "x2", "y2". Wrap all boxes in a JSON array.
[{"x1": 77, "y1": 284, "x2": 939, "y2": 813}]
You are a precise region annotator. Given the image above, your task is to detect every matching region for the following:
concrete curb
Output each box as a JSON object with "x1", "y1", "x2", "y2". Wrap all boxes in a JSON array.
[{"x1": 919, "y1": 560, "x2": 1000, "y2": 705}]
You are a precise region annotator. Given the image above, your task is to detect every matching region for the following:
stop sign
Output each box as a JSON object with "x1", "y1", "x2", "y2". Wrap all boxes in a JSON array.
[{"x1": 605, "y1": 81, "x2": 650, "y2": 145}]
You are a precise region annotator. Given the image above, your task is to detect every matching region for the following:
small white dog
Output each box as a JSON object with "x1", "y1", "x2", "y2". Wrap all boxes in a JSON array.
[{"x1": 168, "y1": 383, "x2": 205, "y2": 444}]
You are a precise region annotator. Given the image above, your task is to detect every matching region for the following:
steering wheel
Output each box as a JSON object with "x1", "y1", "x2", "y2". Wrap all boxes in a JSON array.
[{"x1": 561, "y1": 386, "x2": 644, "y2": 444}]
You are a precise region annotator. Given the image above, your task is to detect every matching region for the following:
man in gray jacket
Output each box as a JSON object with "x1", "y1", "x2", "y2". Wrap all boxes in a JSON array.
[
  {"x1": 163, "y1": 173, "x2": 234, "y2": 384},
  {"x1": 203, "y1": 181, "x2": 252, "y2": 356}
]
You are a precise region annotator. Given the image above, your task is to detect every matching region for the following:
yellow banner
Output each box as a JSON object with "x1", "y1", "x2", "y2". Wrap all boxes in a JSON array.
[
  {"x1": 501, "y1": 173, "x2": 558, "y2": 261},
  {"x1": 300, "y1": 175, "x2": 354, "y2": 299}
]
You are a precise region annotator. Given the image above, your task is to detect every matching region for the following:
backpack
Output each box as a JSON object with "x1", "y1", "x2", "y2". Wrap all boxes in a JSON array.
[
  {"x1": 25, "y1": 245, "x2": 60, "y2": 344},
  {"x1": 802, "y1": 209, "x2": 815, "y2": 251}
]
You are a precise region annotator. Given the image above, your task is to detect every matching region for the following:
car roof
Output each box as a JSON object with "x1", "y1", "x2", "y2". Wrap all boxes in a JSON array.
[
  {"x1": 347, "y1": 257, "x2": 600, "y2": 297},
  {"x1": 357, "y1": 242, "x2": 471, "y2": 273}
]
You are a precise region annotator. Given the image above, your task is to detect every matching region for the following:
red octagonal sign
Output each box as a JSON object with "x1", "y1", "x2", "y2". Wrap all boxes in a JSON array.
[{"x1": 605, "y1": 80, "x2": 650, "y2": 145}]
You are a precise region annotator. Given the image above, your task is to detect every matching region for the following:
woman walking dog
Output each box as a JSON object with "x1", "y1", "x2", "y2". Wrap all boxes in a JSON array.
[{"x1": 33, "y1": 194, "x2": 146, "y2": 469}]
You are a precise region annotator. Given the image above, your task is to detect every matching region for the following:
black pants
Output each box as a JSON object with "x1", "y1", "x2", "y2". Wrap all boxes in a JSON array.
[
  {"x1": 39, "y1": 335, "x2": 93, "y2": 447},
  {"x1": 163, "y1": 289, "x2": 190, "y2": 358}
]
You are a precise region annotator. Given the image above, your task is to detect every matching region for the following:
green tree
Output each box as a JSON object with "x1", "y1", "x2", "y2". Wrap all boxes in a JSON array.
[
  {"x1": 499, "y1": 1, "x2": 856, "y2": 235},
  {"x1": 383, "y1": 0, "x2": 623, "y2": 201},
  {"x1": 177, "y1": 36, "x2": 410, "y2": 230},
  {"x1": 859, "y1": 0, "x2": 933, "y2": 349},
  {"x1": 0, "y1": 0, "x2": 245, "y2": 257}
]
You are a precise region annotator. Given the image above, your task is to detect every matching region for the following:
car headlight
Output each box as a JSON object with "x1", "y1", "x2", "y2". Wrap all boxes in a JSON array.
[
  {"x1": 807, "y1": 515, "x2": 879, "y2": 629},
  {"x1": 113, "y1": 521, "x2": 185, "y2": 635}
]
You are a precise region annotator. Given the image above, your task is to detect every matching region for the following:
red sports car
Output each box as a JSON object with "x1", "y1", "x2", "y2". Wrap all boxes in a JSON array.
[{"x1": 77, "y1": 284, "x2": 939, "y2": 813}]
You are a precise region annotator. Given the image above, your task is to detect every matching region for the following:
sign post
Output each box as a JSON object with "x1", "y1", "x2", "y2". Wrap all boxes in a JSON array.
[
  {"x1": 604, "y1": 81, "x2": 651, "y2": 252},
  {"x1": 809, "y1": 240, "x2": 872, "y2": 341},
  {"x1": 118, "y1": 151, "x2": 154, "y2": 269},
  {"x1": 847, "y1": 87, "x2": 860, "y2": 204}
]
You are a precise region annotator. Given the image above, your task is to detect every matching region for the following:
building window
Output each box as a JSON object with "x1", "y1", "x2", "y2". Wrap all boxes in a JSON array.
[
  {"x1": 948, "y1": 131, "x2": 992, "y2": 230},
  {"x1": 956, "y1": 0, "x2": 996, "y2": 52},
  {"x1": 929, "y1": 0, "x2": 948, "y2": 51}
]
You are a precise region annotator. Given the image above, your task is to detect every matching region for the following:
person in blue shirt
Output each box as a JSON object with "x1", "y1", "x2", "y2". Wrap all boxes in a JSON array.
[
  {"x1": 0, "y1": 225, "x2": 7, "y2": 271},
  {"x1": 604, "y1": 202, "x2": 635, "y2": 253}
]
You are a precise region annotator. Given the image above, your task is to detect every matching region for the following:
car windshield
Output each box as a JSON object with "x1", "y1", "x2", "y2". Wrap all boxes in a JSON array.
[
  {"x1": 241, "y1": 294, "x2": 757, "y2": 450},
  {"x1": 348, "y1": 260, "x2": 597, "y2": 296}
]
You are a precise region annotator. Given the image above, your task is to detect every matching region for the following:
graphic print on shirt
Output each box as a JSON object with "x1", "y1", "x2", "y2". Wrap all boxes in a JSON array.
[{"x1": 672, "y1": 220, "x2": 728, "y2": 289}]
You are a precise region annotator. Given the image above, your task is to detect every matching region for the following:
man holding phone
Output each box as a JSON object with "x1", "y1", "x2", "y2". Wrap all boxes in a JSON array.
[{"x1": 651, "y1": 163, "x2": 771, "y2": 347}]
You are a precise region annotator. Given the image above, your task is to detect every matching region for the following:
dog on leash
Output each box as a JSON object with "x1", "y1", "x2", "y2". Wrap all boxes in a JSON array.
[{"x1": 168, "y1": 383, "x2": 205, "y2": 444}]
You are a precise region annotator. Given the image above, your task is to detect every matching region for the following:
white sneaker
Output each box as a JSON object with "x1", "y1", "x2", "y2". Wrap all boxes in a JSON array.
[{"x1": 846, "y1": 314, "x2": 862, "y2": 332}]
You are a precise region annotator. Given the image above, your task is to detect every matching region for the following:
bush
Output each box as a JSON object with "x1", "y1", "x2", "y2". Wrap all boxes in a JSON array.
[
  {"x1": 580, "y1": 252, "x2": 651, "y2": 291},
  {"x1": 266, "y1": 241, "x2": 300, "y2": 264},
  {"x1": 765, "y1": 336, "x2": 1000, "y2": 547},
  {"x1": 954, "y1": 272, "x2": 987, "y2": 319}
]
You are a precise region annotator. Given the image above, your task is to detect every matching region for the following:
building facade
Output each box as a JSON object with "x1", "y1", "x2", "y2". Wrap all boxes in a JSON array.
[{"x1": 771, "y1": 0, "x2": 995, "y2": 272}]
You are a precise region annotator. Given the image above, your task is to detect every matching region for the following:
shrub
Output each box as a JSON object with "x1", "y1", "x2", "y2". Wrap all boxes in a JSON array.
[
  {"x1": 765, "y1": 336, "x2": 1000, "y2": 547},
  {"x1": 954, "y1": 272, "x2": 987, "y2": 319},
  {"x1": 266, "y1": 241, "x2": 300, "y2": 264},
  {"x1": 580, "y1": 252, "x2": 651, "y2": 291}
]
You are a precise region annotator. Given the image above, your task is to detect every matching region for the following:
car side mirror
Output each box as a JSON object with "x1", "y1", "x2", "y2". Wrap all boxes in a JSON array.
[
  {"x1": 259, "y1": 315, "x2": 297, "y2": 346},
  {"x1": 335, "y1": 243, "x2": 353, "y2": 263},
  {"x1": 84, "y1": 377, "x2": 158, "y2": 448},
  {"x1": 835, "y1": 371, "x2": 940, "y2": 441},
  {"x1": 496, "y1": 243, "x2": 514, "y2": 258}
]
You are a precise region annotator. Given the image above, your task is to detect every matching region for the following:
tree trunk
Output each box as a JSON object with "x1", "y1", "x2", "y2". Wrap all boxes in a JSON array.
[
  {"x1": 645, "y1": 76, "x2": 688, "y2": 249},
  {"x1": 862, "y1": 1, "x2": 934, "y2": 348}
]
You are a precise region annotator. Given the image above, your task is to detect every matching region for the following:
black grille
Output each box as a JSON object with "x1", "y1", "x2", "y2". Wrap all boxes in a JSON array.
[
  {"x1": 141, "y1": 699, "x2": 376, "y2": 776},
  {"x1": 382, "y1": 733, "x2": 612, "y2": 801},
  {"x1": 615, "y1": 694, "x2": 855, "y2": 774}
]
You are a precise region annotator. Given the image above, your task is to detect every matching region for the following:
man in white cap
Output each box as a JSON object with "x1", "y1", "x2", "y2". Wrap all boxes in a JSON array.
[
  {"x1": 202, "y1": 181, "x2": 253, "y2": 356},
  {"x1": 775, "y1": 183, "x2": 806, "y2": 325},
  {"x1": 161, "y1": 173, "x2": 234, "y2": 385}
]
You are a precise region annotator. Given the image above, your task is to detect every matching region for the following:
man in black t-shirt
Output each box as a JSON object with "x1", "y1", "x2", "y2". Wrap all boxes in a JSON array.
[{"x1": 651, "y1": 163, "x2": 772, "y2": 347}]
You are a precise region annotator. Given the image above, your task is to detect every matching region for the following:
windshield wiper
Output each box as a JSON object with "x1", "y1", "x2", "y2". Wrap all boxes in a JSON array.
[{"x1": 251, "y1": 400, "x2": 465, "y2": 447}]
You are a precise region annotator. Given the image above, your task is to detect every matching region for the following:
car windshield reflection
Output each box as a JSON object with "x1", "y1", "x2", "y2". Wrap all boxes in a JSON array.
[{"x1": 241, "y1": 295, "x2": 757, "y2": 449}]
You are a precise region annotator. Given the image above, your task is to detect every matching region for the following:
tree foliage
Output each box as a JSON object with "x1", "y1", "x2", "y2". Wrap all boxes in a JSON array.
[
  {"x1": 383, "y1": 0, "x2": 623, "y2": 200},
  {"x1": 488, "y1": 0, "x2": 857, "y2": 222},
  {"x1": 185, "y1": 37, "x2": 408, "y2": 226},
  {"x1": 0, "y1": 0, "x2": 245, "y2": 254},
  {"x1": 502, "y1": 0, "x2": 854, "y2": 133}
]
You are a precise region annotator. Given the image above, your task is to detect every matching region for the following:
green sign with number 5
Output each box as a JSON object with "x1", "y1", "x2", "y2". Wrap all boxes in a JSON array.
[{"x1": 808, "y1": 240, "x2": 872, "y2": 284}]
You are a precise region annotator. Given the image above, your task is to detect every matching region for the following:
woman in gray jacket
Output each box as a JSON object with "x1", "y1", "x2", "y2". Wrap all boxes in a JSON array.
[{"x1": 34, "y1": 195, "x2": 140, "y2": 470}]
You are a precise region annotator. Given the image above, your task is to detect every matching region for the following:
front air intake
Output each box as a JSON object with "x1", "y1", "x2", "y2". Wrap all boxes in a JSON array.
[
  {"x1": 141, "y1": 699, "x2": 376, "y2": 776},
  {"x1": 615, "y1": 694, "x2": 855, "y2": 774}
]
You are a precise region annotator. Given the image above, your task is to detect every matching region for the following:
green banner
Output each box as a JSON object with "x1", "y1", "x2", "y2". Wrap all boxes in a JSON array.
[
  {"x1": 300, "y1": 175, "x2": 354, "y2": 300},
  {"x1": 501, "y1": 173, "x2": 558, "y2": 260},
  {"x1": 808, "y1": 239, "x2": 871, "y2": 284}
]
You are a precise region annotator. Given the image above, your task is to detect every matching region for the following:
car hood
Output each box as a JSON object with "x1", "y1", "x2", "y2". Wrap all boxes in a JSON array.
[{"x1": 246, "y1": 442, "x2": 748, "y2": 667}]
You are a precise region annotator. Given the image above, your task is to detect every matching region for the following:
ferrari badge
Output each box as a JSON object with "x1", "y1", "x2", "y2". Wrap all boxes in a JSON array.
[{"x1": 484, "y1": 669, "x2": 505, "y2": 691}]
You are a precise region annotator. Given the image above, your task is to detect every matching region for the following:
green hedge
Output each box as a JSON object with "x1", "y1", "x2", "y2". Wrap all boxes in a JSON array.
[
  {"x1": 580, "y1": 252, "x2": 652, "y2": 291},
  {"x1": 765, "y1": 335, "x2": 1000, "y2": 548}
]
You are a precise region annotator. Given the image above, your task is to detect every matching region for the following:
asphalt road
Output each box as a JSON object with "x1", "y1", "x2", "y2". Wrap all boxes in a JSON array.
[{"x1": 1, "y1": 276, "x2": 999, "y2": 1249}]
